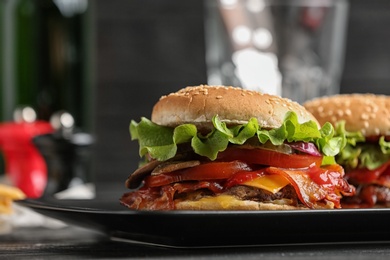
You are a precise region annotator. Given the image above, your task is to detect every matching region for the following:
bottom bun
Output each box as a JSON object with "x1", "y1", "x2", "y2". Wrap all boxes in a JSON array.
[{"x1": 175, "y1": 195, "x2": 306, "y2": 210}]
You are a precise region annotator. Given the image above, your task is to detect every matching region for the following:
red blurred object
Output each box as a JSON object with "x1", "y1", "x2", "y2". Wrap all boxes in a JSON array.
[
  {"x1": 301, "y1": 7, "x2": 327, "y2": 31},
  {"x1": 0, "y1": 121, "x2": 54, "y2": 198}
]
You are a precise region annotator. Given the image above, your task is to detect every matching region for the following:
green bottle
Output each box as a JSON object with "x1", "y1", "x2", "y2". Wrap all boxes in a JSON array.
[{"x1": 1, "y1": 0, "x2": 94, "y2": 132}]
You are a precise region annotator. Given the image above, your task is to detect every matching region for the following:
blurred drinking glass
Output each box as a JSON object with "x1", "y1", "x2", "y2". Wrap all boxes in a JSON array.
[{"x1": 204, "y1": 0, "x2": 349, "y2": 104}]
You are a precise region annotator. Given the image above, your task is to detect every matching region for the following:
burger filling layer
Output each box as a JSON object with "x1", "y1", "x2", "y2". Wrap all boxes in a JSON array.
[
  {"x1": 120, "y1": 146, "x2": 355, "y2": 210},
  {"x1": 337, "y1": 135, "x2": 390, "y2": 207}
]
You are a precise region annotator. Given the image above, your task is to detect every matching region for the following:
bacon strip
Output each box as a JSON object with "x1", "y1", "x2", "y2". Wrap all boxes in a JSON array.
[
  {"x1": 120, "y1": 181, "x2": 223, "y2": 210},
  {"x1": 266, "y1": 166, "x2": 355, "y2": 209}
]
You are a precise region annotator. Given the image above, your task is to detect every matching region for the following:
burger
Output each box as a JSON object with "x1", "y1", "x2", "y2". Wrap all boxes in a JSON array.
[
  {"x1": 304, "y1": 94, "x2": 390, "y2": 207},
  {"x1": 120, "y1": 85, "x2": 355, "y2": 210}
]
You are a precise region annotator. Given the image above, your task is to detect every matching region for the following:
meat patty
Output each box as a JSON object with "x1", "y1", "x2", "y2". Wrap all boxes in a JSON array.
[
  {"x1": 174, "y1": 184, "x2": 300, "y2": 206},
  {"x1": 225, "y1": 185, "x2": 299, "y2": 205}
]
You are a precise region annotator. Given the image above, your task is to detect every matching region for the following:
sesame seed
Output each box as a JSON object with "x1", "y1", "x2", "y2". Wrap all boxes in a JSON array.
[
  {"x1": 361, "y1": 113, "x2": 369, "y2": 120},
  {"x1": 319, "y1": 112, "x2": 326, "y2": 118}
]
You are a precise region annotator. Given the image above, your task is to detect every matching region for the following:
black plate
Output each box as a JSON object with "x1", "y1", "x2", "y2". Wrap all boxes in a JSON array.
[{"x1": 17, "y1": 198, "x2": 390, "y2": 248}]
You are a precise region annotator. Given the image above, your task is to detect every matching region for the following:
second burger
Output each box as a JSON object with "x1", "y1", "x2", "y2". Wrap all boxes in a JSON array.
[{"x1": 304, "y1": 93, "x2": 390, "y2": 208}]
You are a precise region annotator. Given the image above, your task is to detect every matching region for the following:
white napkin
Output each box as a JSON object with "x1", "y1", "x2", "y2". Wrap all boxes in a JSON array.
[{"x1": 0, "y1": 204, "x2": 67, "y2": 235}]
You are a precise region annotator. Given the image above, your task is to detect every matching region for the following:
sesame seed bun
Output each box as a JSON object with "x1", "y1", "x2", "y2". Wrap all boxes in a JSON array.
[
  {"x1": 152, "y1": 85, "x2": 319, "y2": 130},
  {"x1": 303, "y1": 94, "x2": 390, "y2": 137}
]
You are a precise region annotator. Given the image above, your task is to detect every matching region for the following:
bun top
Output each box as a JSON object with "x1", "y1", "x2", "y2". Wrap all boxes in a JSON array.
[
  {"x1": 303, "y1": 93, "x2": 390, "y2": 137},
  {"x1": 151, "y1": 85, "x2": 319, "y2": 130}
]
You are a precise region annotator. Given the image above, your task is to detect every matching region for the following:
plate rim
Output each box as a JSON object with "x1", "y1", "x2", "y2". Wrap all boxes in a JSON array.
[
  {"x1": 15, "y1": 198, "x2": 390, "y2": 248},
  {"x1": 16, "y1": 198, "x2": 390, "y2": 215}
]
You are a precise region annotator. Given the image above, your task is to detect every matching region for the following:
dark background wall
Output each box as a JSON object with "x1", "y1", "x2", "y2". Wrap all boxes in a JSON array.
[
  {"x1": 340, "y1": 1, "x2": 390, "y2": 94},
  {"x1": 93, "y1": 1, "x2": 207, "y2": 186},
  {"x1": 92, "y1": 0, "x2": 390, "y2": 186}
]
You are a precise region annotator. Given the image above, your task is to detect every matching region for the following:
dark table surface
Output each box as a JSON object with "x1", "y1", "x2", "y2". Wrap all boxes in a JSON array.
[
  {"x1": 2, "y1": 226, "x2": 390, "y2": 259},
  {"x1": 2, "y1": 183, "x2": 390, "y2": 259}
]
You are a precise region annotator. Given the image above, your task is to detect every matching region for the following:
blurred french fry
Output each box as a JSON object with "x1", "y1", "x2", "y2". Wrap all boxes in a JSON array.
[{"x1": 0, "y1": 184, "x2": 26, "y2": 214}]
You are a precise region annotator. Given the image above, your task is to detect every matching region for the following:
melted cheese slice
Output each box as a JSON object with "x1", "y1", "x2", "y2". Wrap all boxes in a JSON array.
[
  {"x1": 243, "y1": 175, "x2": 290, "y2": 194},
  {"x1": 194, "y1": 195, "x2": 236, "y2": 209}
]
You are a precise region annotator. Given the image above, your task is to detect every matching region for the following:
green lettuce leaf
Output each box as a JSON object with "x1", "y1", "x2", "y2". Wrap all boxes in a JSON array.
[
  {"x1": 191, "y1": 129, "x2": 229, "y2": 160},
  {"x1": 336, "y1": 144, "x2": 361, "y2": 169},
  {"x1": 130, "y1": 112, "x2": 346, "y2": 163},
  {"x1": 379, "y1": 136, "x2": 390, "y2": 155},
  {"x1": 359, "y1": 144, "x2": 390, "y2": 170},
  {"x1": 334, "y1": 121, "x2": 390, "y2": 170},
  {"x1": 130, "y1": 118, "x2": 177, "y2": 161},
  {"x1": 214, "y1": 117, "x2": 259, "y2": 145}
]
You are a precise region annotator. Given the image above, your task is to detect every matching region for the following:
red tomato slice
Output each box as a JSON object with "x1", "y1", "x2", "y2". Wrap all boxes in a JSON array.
[
  {"x1": 216, "y1": 147, "x2": 322, "y2": 168},
  {"x1": 346, "y1": 161, "x2": 390, "y2": 184},
  {"x1": 144, "y1": 161, "x2": 252, "y2": 187},
  {"x1": 376, "y1": 165, "x2": 390, "y2": 187},
  {"x1": 224, "y1": 170, "x2": 266, "y2": 189}
]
